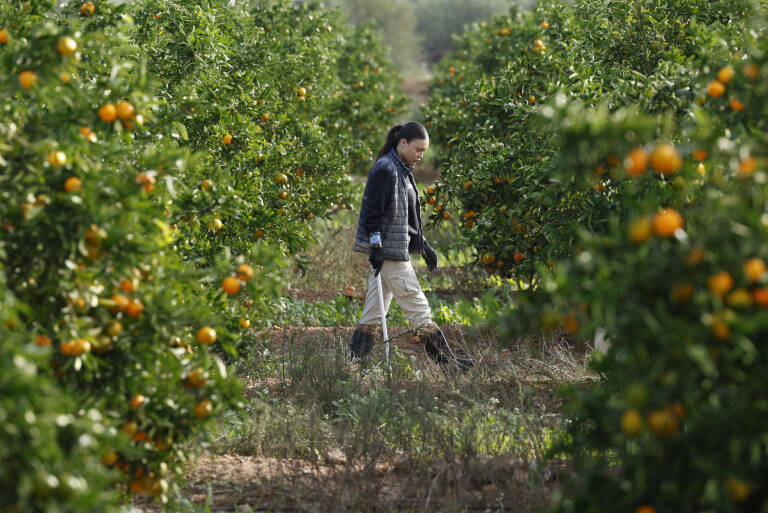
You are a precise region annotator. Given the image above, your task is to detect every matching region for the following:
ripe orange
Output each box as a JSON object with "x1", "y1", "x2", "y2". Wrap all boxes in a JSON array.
[
  {"x1": 36, "y1": 335, "x2": 52, "y2": 347},
  {"x1": 730, "y1": 98, "x2": 745, "y2": 111},
  {"x1": 624, "y1": 147, "x2": 649, "y2": 176},
  {"x1": 80, "y1": 1, "x2": 95, "y2": 15},
  {"x1": 222, "y1": 134, "x2": 233, "y2": 145},
  {"x1": 237, "y1": 264, "x2": 254, "y2": 281},
  {"x1": 713, "y1": 319, "x2": 730, "y2": 340},
  {"x1": 239, "y1": 317, "x2": 251, "y2": 329},
  {"x1": 210, "y1": 218, "x2": 223, "y2": 231},
  {"x1": 278, "y1": 190, "x2": 288, "y2": 200},
  {"x1": 261, "y1": 113, "x2": 270, "y2": 123},
  {"x1": 120, "y1": 278, "x2": 138, "y2": 293},
  {"x1": 254, "y1": 228, "x2": 264, "y2": 238},
  {"x1": 482, "y1": 253, "x2": 495, "y2": 265},
  {"x1": 194, "y1": 399, "x2": 214, "y2": 419},
  {"x1": 276, "y1": 173, "x2": 288, "y2": 185},
  {"x1": 297, "y1": 87, "x2": 307, "y2": 96},
  {"x1": 197, "y1": 326, "x2": 217, "y2": 345},
  {"x1": 707, "y1": 80, "x2": 726, "y2": 98},
  {"x1": 696, "y1": 163, "x2": 706, "y2": 176},
  {"x1": 222, "y1": 276, "x2": 241, "y2": 295},
  {"x1": 106, "y1": 320, "x2": 122, "y2": 337},
  {"x1": 739, "y1": 157, "x2": 757, "y2": 176},
  {"x1": 186, "y1": 368, "x2": 208, "y2": 387},
  {"x1": 540, "y1": 20, "x2": 549, "y2": 28},
  {"x1": 528, "y1": 95, "x2": 536, "y2": 104},
  {"x1": 649, "y1": 144, "x2": 682, "y2": 175},
  {"x1": 99, "y1": 104, "x2": 117, "y2": 123},
  {"x1": 707, "y1": 271, "x2": 734, "y2": 298},
  {"x1": 129, "y1": 394, "x2": 146, "y2": 409},
  {"x1": 628, "y1": 217, "x2": 652, "y2": 243},
  {"x1": 111, "y1": 294, "x2": 130, "y2": 312},
  {"x1": 426, "y1": 185, "x2": 435, "y2": 194},
  {"x1": 64, "y1": 176, "x2": 82, "y2": 193},
  {"x1": 442, "y1": 212, "x2": 451, "y2": 220},
  {"x1": 620, "y1": 409, "x2": 643, "y2": 437},
  {"x1": 428, "y1": 197, "x2": 436, "y2": 205},
  {"x1": 48, "y1": 151, "x2": 67, "y2": 167},
  {"x1": 101, "y1": 451, "x2": 118, "y2": 466},
  {"x1": 635, "y1": 506, "x2": 656, "y2": 513},
  {"x1": 752, "y1": 287, "x2": 768, "y2": 307},
  {"x1": 57, "y1": 36, "x2": 77, "y2": 56},
  {"x1": 726, "y1": 288, "x2": 753, "y2": 308},
  {"x1": 513, "y1": 252, "x2": 524, "y2": 262},
  {"x1": 717, "y1": 66, "x2": 735, "y2": 85},
  {"x1": 672, "y1": 283, "x2": 694, "y2": 303},
  {"x1": 0, "y1": 29, "x2": 9, "y2": 44},
  {"x1": 562, "y1": 314, "x2": 578, "y2": 334},
  {"x1": 122, "y1": 420, "x2": 139, "y2": 437},
  {"x1": 651, "y1": 208, "x2": 683, "y2": 237},
  {"x1": 18, "y1": 71, "x2": 37, "y2": 90},
  {"x1": 725, "y1": 478, "x2": 751, "y2": 502},
  {"x1": 743, "y1": 64, "x2": 759, "y2": 80},
  {"x1": 201, "y1": 179, "x2": 212, "y2": 191},
  {"x1": 691, "y1": 148, "x2": 708, "y2": 161},
  {"x1": 116, "y1": 101, "x2": 135, "y2": 121},
  {"x1": 124, "y1": 299, "x2": 144, "y2": 318},
  {"x1": 463, "y1": 180, "x2": 472, "y2": 190},
  {"x1": 647, "y1": 409, "x2": 678, "y2": 437},
  {"x1": 744, "y1": 258, "x2": 766, "y2": 283}
]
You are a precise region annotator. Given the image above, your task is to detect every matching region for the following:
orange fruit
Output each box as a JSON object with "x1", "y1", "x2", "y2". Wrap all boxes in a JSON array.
[
  {"x1": 647, "y1": 409, "x2": 679, "y2": 437},
  {"x1": 124, "y1": 299, "x2": 144, "y2": 318},
  {"x1": 540, "y1": 20, "x2": 549, "y2": 28},
  {"x1": 80, "y1": 2, "x2": 95, "y2": 15},
  {"x1": 620, "y1": 409, "x2": 643, "y2": 437},
  {"x1": 57, "y1": 36, "x2": 77, "y2": 56},
  {"x1": 426, "y1": 185, "x2": 435, "y2": 194},
  {"x1": 64, "y1": 176, "x2": 82, "y2": 193},
  {"x1": 743, "y1": 64, "x2": 759, "y2": 80},
  {"x1": 98, "y1": 104, "x2": 117, "y2": 123},
  {"x1": 651, "y1": 208, "x2": 683, "y2": 237},
  {"x1": 237, "y1": 264, "x2": 255, "y2": 281},
  {"x1": 442, "y1": 212, "x2": 451, "y2": 220},
  {"x1": 254, "y1": 228, "x2": 264, "y2": 238},
  {"x1": 428, "y1": 197, "x2": 436, "y2": 205},
  {"x1": 528, "y1": 95, "x2": 536, "y2": 104},
  {"x1": 726, "y1": 288, "x2": 753, "y2": 308},
  {"x1": 201, "y1": 179, "x2": 212, "y2": 191},
  {"x1": 120, "y1": 278, "x2": 138, "y2": 293},
  {"x1": 0, "y1": 29, "x2": 9, "y2": 44},
  {"x1": 743, "y1": 258, "x2": 766, "y2": 283},
  {"x1": 18, "y1": 71, "x2": 37, "y2": 90},
  {"x1": 122, "y1": 421, "x2": 139, "y2": 437},
  {"x1": 562, "y1": 314, "x2": 578, "y2": 334},
  {"x1": 48, "y1": 151, "x2": 67, "y2": 167},
  {"x1": 712, "y1": 318, "x2": 730, "y2": 340},
  {"x1": 629, "y1": 217, "x2": 652, "y2": 243},
  {"x1": 463, "y1": 180, "x2": 472, "y2": 189},
  {"x1": 222, "y1": 134, "x2": 233, "y2": 145},
  {"x1": 276, "y1": 173, "x2": 288, "y2": 185},
  {"x1": 36, "y1": 335, "x2": 52, "y2": 347},
  {"x1": 649, "y1": 144, "x2": 682, "y2": 175},
  {"x1": 197, "y1": 326, "x2": 217, "y2": 345},
  {"x1": 752, "y1": 287, "x2": 768, "y2": 307},
  {"x1": 696, "y1": 163, "x2": 706, "y2": 176},
  {"x1": 739, "y1": 157, "x2": 757, "y2": 176},
  {"x1": 194, "y1": 399, "x2": 213, "y2": 419},
  {"x1": 297, "y1": 87, "x2": 307, "y2": 96},
  {"x1": 116, "y1": 101, "x2": 135, "y2": 121},
  {"x1": 261, "y1": 113, "x2": 270, "y2": 123},
  {"x1": 278, "y1": 190, "x2": 288, "y2": 200},
  {"x1": 691, "y1": 148, "x2": 708, "y2": 161},
  {"x1": 111, "y1": 294, "x2": 130, "y2": 312},
  {"x1": 513, "y1": 252, "x2": 524, "y2": 262},
  {"x1": 222, "y1": 276, "x2": 241, "y2": 295},
  {"x1": 624, "y1": 147, "x2": 649, "y2": 176},
  {"x1": 482, "y1": 253, "x2": 495, "y2": 265},
  {"x1": 730, "y1": 98, "x2": 745, "y2": 111},
  {"x1": 725, "y1": 478, "x2": 751, "y2": 502},
  {"x1": 707, "y1": 80, "x2": 725, "y2": 98},
  {"x1": 717, "y1": 66, "x2": 735, "y2": 85},
  {"x1": 101, "y1": 451, "x2": 118, "y2": 466},
  {"x1": 635, "y1": 506, "x2": 656, "y2": 513},
  {"x1": 239, "y1": 317, "x2": 251, "y2": 329},
  {"x1": 106, "y1": 320, "x2": 122, "y2": 337},
  {"x1": 210, "y1": 218, "x2": 223, "y2": 231},
  {"x1": 707, "y1": 271, "x2": 734, "y2": 298},
  {"x1": 129, "y1": 394, "x2": 146, "y2": 409}
]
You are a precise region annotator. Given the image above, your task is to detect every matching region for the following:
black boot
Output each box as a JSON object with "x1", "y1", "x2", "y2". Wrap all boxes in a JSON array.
[
  {"x1": 349, "y1": 329, "x2": 374, "y2": 360},
  {"x1": 422, "y1": 329, "x2": 474, "y2": 370}
]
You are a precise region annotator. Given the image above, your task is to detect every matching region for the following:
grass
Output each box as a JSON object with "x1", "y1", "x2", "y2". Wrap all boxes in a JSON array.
[{"x1": 150, "y1": 182, "x2": 594, "y2": 512}]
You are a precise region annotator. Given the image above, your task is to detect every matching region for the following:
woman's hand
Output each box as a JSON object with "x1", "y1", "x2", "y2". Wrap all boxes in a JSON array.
[{"x1": 422, "y1": 241, "x2": 438, "y2": 272}]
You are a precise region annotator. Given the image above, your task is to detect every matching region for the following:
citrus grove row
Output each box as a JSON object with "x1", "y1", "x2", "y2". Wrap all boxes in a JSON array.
[
  {"x1": 423, "y1": 0, "x2": 767, "y2": 511},
  {"x1": 1, "y1": 0, "x2": 406, "y2": 509}
]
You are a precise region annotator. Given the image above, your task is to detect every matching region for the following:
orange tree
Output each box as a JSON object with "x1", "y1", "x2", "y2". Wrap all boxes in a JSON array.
[
  {"x1": 0, "y1": 265, "x2": 121, "y2": 512},
  {"x1": 496, "y1": 13, "x2": 768, "y2": 513},
  {"x1": 1, "y1": 0, "x2": 281, "y2": 503},
  {"x1": 422, "y1": 0, "x2": 755, "y2": 280},
  {"x1": 128, "y1": 0, "x2": 408, "y2": 263}
]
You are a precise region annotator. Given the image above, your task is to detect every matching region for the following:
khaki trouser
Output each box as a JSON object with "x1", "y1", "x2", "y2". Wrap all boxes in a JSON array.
[{"x1": 356, "y1": 260, "x2": 438, "y2": 335}]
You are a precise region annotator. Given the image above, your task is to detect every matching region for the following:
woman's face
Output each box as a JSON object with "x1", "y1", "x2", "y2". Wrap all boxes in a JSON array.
[{"x1": 398, "y1": 137, "x2": 429, "y2": 166}]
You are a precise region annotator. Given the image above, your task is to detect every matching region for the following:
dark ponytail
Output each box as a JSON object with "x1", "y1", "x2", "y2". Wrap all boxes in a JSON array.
[{"x1": 376, "y1": 121, "x2": 428, "y2": 159}]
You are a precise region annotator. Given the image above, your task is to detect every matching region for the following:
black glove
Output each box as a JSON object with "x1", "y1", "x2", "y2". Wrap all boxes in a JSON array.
[
  {"x1": 369, "y1": 247, "x2": 384, "y2": 276},
  {"x1": 422, "y1": 241, "x2": 438, "y2": 272},
  {"x1": 368, "y1": 232, "x2": 384, "y2": 276}
]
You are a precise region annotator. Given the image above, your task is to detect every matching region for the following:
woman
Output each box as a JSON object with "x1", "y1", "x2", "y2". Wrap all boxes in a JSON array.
[{"x1": 349, "y1": 122, "x2": 473, "y2": 370}]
